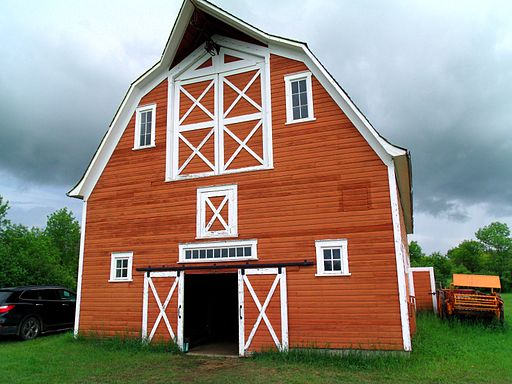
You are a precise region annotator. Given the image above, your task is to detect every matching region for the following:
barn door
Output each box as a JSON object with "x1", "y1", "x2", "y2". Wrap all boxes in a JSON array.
[
  {"x1": 238, "y1": 268, "x2": 288, "y2": 356},
  {"x1": 142, "y1": 271, "x2": 185, "y2": 348}
]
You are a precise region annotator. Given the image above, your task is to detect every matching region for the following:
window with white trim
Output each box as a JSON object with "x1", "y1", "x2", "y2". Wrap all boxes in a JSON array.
[
  {"x1": 284, "y1": 72, "x2": 314, "y2": 124},
  {"x1": 197, "y1": 184, "x2": 237, "y2": 238},
  {"x1": 134, "y1": 104, "x2": 156, "y2": 149},
  {"x1": 179, "y1": 240, "x2": 257, "y2": 263},
  {"x1": 109, "y1": 252, "x2": 133, "y2": 282},
  {"x1": 315, "y1": 239, "x2": 349, "y2": 276}
]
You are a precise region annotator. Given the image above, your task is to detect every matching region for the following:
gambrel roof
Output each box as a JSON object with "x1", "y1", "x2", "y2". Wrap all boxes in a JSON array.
[{"x1": 68, "y1": 0, "x2": 413, "y2": 233}]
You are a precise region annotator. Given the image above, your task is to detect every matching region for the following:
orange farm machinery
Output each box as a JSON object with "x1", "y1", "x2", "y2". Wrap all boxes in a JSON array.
[{"x1": 437, "y1": 274, "x2": 504, "y2": 322}]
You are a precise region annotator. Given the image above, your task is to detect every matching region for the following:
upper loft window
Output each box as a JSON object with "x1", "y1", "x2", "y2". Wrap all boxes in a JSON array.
[
  {"x1": 167, "y1": 40, "x2": 272, "y2": 181},
  {"x1": 134, "y1": 104, "x2": 156, "y2": 149},
  {"x1": 315, "y1": 239, "x2": 350, "y2": 277},
  {"x1": 284, "y1": 72, "x2": 315, "y2": 124}
]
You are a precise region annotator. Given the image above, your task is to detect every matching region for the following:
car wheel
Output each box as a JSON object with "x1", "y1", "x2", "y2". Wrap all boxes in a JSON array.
[{"x1": 19, "y1": 316, "x2": 41, "y2": 340}]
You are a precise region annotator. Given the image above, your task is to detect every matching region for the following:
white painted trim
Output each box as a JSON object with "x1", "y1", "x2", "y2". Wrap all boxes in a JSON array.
[
  {"x1": 314, "y1": 239, "x2": 349, "y2": 276},
  {"x1": 411, "y1": 266, "x2": 437, "y2": 314},
  {"x1": 388, "y1": 163, "x2": 412, "y2": 351},
  {"x1": 178, "y1": 239, "x2": 257, "y2": 263},
  {"x1": 142, "y1": 272, "x2": 149, "y2": 340},
  {"x1": 238, "y1": 269, "x2": 245, "y2": 356},
  {"x1": 73, "y1": 201, "x2": 87, "y2": 337},
  {"x1": 177, "y1": 271, "x2": 185, "y2": 349},
  {"x1": 284, "y1": 71, "x2": 314, "y2": 124},
  {"x1": 280, "y1": 267, "x2": 289, "y2": 351},
  {"x1": 196, "y1": 184, "x2": 238, "y2": 238},
  {"x1": 109, "y1": 252, "x2": 134, "y2": 282}
]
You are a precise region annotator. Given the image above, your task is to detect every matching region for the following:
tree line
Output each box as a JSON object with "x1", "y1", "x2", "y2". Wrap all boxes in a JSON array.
[
  {"x1": 0, "y1": 195, "x2": 80, "y2": 290},
  {"x1": 410, "y1": 222, "x2": 512, "y2": 292}
]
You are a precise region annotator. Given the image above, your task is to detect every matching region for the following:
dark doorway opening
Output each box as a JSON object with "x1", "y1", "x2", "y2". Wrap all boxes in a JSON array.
[{"x1": 184, "y1": 273, "x2": 238, "y2": 356}]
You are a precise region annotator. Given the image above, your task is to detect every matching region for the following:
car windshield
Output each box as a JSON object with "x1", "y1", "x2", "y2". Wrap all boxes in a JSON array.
[{"x1": 0, "y1": 291, "x2": 12, "y2": 303}]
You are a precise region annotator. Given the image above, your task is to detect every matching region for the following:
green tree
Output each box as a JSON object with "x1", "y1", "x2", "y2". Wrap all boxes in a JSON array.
[
  {"x1": 44, "y1": 208, "x2": 80, "y2": 271},
  {"x1": 0, "y1": 195, "x2": 9, "y2": 231},
  {"x1": 409, "y1": 240, "x2": 426, "y2": 266},
  {"x1": 447, "y1": 240, "x2": 486, "y2": 273}
]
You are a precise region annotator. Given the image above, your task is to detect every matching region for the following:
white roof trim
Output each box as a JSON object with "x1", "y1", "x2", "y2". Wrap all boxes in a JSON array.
[{"x1": 68, "y1": 0, "x2": 408, "y2": 201}]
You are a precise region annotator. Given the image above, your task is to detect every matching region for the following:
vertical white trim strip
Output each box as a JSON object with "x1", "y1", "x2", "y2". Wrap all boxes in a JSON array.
[
  {"x1": 238, "y1": 269, "x2": 245, "y2": 356},
  {"x1": 388, "y1": 163, "x2": 412, "y2": 351},
  {"x1": 429, "y1": 267, "x2": 437, "y2": 314},
  {"x1": 177, "y1": 271, "x2": 185, "y2": 349},
  {"x1": 142, "y1": 272, "x2": 149, "y2": 340},
  {"x1": 280, "y1": 268, "x2": 289, "y2": 351},
  {"x1": 73, "y1": 201, "x2": 87, "y2": 337}
]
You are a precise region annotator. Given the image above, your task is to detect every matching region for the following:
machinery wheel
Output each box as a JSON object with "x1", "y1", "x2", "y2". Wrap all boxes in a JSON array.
[{"x1": 19, "y1": 316, "x2": 41, "y2": 341}]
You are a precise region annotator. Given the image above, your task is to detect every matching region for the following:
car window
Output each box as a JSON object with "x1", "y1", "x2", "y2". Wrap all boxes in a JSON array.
[
  {"x1": 0, "y1": 291, "x2": 13, "y2": 303},
  {"x1": 57, "y1": 289, "x2": 76, "y2": 301},
  {"x1": 40, "y1": 289, "x2": 58, "y2": 300},
  {"x1": 21, "y1": 290, "x2": 43, "y2": 300}
]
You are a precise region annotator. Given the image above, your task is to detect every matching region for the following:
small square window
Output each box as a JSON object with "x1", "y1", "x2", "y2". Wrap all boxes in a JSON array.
[
  {"x1": 134, "y1": 104, "x2": 156, "y2": 149},
  {"x1": 315, "y1": 240, "x2": 349, "y2": 277},
  {"x1": 110, "y1": 252, "x2": 133, "y2": 282},
  {"x1": 284, "y1": 72, "x2": 315, "y2": 124}
]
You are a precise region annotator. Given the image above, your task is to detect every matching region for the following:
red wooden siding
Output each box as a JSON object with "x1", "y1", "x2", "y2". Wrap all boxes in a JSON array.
[
  {"x1": 79, "y1": 53, "x2": 408, "y2": 351},
  {"x1": 413, "y1": 270, "x2": 435, "y2": 312}
]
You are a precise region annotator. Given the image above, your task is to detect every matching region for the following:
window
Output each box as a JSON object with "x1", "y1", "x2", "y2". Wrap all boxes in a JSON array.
[
  {"x1": 57, "y1": 289, "x2": 76, "y2": 301},
  {"x1": 284, "y1": 72, "x2": 315, "y2": 124},
  {"x1": 315, "y1": 239, "x2": 350, "y2": 276},
  {"x1": 197, "y1": 185, "x2": 237, "y2": 238},
  {"x1": 179, "y1": 239, "x2": 257, "y2": 263},
  {"x1": 134, "y1": 104, "x2": 156, "y2": 149},
  {"x1": 110, "y1": 252, "x2": 133, "y2": 282}
]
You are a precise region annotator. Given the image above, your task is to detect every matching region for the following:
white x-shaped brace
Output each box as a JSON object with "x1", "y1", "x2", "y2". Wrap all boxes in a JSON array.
[
  {"x1": 177, "y1": 128, "x2": 216, "y2": 174},
  {"x1": 205, "y1": 195, "x2": 229, "y2": 231},
  {"x1": 147, "y1": 276, "x2": 179, "y2": 341},
  {"x1": 179, "y1": 80, "x2": 215, "y2": 125},
  {"x1": 223, "y1": 120, "x2": 264, "y2": 170},
  {"x1": 243, "y1": 273, "x2": 282, "y2": 351},
  {"x1": 223, "y1": 70, "x2": 262, "y2": 118}
]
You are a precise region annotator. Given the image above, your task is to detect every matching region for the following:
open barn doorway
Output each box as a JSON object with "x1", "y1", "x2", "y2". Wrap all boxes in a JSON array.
[{"x1": 184, "y1": 273, "x2": 238, "y2": 356}]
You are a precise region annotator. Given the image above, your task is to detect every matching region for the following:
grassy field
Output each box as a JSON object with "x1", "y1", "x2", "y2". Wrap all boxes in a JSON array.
[{"x1": 1, "y1": 294, "x2": 510, "y2": 384}]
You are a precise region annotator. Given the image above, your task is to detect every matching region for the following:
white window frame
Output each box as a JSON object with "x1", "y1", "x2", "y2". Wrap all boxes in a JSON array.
[
  {"x1": 134, "y1": 104, "x2": 156, "y2": 149},
  {"x1": 315, "y1": 239, "x2": 350, "y2": 277},
  {"x1": 284, "y1": 71, "x2": 315, "y2": 124},
  {"x1": 197, "y1": 184, "x2": 238, "y2": 239},
  {"x1": 109, "y1": 252, "x2": 134, "y2": 282},
  {"x1": 179, "y1": 239, "x2": 257, "y2": 263}
]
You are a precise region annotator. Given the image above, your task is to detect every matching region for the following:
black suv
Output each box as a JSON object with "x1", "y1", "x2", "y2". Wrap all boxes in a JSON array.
[{"x1": 0, "y1": 286, "x2": 76, "y2": 340}]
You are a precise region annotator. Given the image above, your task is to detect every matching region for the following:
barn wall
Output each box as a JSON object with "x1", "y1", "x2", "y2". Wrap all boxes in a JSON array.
[{"x1": 78, "y1": 53, "x2": 406, "y2": 350}]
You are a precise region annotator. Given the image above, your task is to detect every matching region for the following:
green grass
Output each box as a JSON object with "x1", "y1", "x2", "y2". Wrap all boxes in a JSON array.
[{"x1": 1, "y1": 294, "x2": 510, "y2": 384}]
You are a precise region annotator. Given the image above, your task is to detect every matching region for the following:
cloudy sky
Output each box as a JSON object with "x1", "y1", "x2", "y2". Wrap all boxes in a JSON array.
[{"x1": 0, "y1": 0, "x2": 511, "y2": 254}]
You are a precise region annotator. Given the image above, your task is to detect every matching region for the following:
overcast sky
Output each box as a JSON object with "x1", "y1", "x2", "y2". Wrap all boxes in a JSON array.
[{"x1": 0, "y1": 0, "x2": 511, "y2": 254}]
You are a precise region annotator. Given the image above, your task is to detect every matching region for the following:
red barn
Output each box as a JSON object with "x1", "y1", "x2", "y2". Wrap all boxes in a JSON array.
[{"x1": 68, "y1": 0, "x2": 415, "y2": 355}]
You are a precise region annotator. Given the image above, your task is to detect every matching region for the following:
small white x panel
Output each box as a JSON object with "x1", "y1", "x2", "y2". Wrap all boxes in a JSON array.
[{"x1": 197, "y1": 184, "x2": 238, "y2": 239}]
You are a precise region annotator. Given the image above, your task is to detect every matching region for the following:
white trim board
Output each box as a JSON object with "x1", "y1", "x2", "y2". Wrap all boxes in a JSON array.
[
  {"x1": 73, "y1": 201, "x2": 87, "y2": 337},
  {"x1": 388, "y1": 163, "x2": 412, "y2": 352},
  {"x1": 67, "y1": 0, "x2": 411, "y2": 231}
]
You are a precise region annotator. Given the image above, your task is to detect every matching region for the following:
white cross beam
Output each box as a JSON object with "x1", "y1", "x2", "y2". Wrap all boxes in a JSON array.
[
  {"x1": 205, "y1": 195, "x2": 229, "y2": 231},
  {"x1": 147, "y1": 276, "x2": 179, "y2": 341},
  {"x1": 177, "y1": 128, "x2": 216, "y2": 174},
  {"x1": 223, "y1": 120, "x2": 264, "y2": 169},
  {"x1": 223, "y1": 70, "x2": 262, "y2": 117},
  {"x1": 243, "y1": 273, "x2": 282, "y2": 351},
  {"x1": 179, "y1": 80, "x2": 215, "y2": 125}
]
